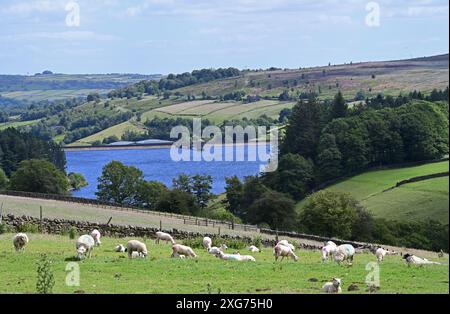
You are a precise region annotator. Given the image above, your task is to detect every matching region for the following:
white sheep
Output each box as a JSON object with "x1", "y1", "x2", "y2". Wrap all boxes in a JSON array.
[
  {"x1": 322, "y1": 278, "x2": 342, "y2": 294},
  {"x1": 238, "y1": 254, "x2": 256, "y2": 262},
  {"x1": 321, "y1": 241, "x2": 337, "y2": 262},
  {"x1": 403, "y1": 253, "x2": 441, "y2": 266},
  {"x1": 375, "y1": 248, "x2": 398, "y2": 262},
  {"x1": 13, "y1": 233, "x2": 29, "y2": 252},
  {"x1": 155, "y1": 231, "x2": 176, "y2": 245},
  {"x1": 333, "y1": 244, "x2": 355, "y2": 265},
  {"x1": 277, "y1": 240, "x2": 295, "y2": 251},
  {"x1": 172, "y1": 244, "x2": 197, "y2": 258},
  {"x1": 208, "y1": 244, "x2": 228, "y2": 255},
  {"x1": 248, "y1": 245, "x2": 260, "y2": 253},
  {"x1": 215, "y1": 251, "x2": 255, "y2": 261},
  {"x1": 90, "y1": 229, "x2": 102, "y2": 247},
  {"x1": 274, "y1": 244, "x2": 299, "y2": 262},
  {"x1": 115, "y1": 244, "x2": 126, "y2": 253},
  {"x1": 203, "y1": 237, "x2": 212, "y2": 250},
  {"x1": 76, "y1": 235, "x2": 95, "y2": 260},
  {"x1": 127, "y1": 240, "x2": 148, "y2": 259}
]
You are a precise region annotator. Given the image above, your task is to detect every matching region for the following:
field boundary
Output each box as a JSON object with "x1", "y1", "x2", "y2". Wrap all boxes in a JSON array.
[{"x1": 382, "y1": 172, "x2": 449, "y2": 193}]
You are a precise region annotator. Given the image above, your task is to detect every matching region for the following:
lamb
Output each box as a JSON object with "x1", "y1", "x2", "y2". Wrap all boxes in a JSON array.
[
  {"x1": 403, "y1": 253, "x2": 441, "y2": 266},
  {"x1": 277, "y1": 240, "x2": 295, "y2": 251},
  {"x1": 321, "y1": 241, "x2": 337, "y2": 262},
  {"x1": 322, "y1": 278, "x2": 342, "y2": 294},
  {"x1": 203, "y1": 237, "x2": 212, "y2": 250},
  {"x1": 248, "y1": 245, "x2": 260, "y2": 253},
  {"x1": 172, "y1": 244, "x2": 197, "y2": 258},
  {"x1": 208, "y1": 244, "x2": 228, "y2": 255},
  {"x1": 333, "y1": 244, "x2": 355, "y2": 265},
  {"x1": 274, "y1": 244, "x2": 299, "y2": 262},
  {"x1": 215, "y1": 251, "x2": 255, "y2": 261},
  {"x1": 13, "y1": 233, "x2": 29, "y2": 252},
  {"x1": 375, "y1": 248, "x2": 398, "y2": 262},
  {"x1": 127, "y1": 240, "x2": 148, "y2": 259},
  {"x1": 76, "y1": 235, "x2": 95, "y2": 260},
  {"x1": 155, "y1": 231, "x2": 176, "y2": 245},
  {"x1": 115, "y1": 244, "x2": 126, "y2": 253},
  {"x1": 90, "y1": 229, "x2": 102, "y2": 247}
]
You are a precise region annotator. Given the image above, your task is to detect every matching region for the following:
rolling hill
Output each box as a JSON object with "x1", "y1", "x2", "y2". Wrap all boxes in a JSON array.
[{"x1": 297, "y1": 161, "x2": 449, "y2": 224}]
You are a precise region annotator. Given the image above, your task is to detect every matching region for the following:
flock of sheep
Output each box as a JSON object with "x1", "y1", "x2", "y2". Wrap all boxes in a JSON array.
[{"x1": 11, "y1": 230, "x2": 444, "y2": 294}]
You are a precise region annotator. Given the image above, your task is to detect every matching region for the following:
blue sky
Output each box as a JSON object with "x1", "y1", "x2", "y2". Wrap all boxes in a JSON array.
[{"x1": 0, "y1": 0, "x2": 448, "y2": 75}]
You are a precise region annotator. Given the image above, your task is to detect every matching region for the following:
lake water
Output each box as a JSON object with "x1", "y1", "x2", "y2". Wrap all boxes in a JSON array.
[{"x1": 66, "y1": 145, "x2": 271, "y2": 199}]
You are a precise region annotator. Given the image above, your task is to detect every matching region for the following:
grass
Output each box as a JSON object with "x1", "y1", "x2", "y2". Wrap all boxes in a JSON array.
[
  {"x1": 297, "y1": 161, "x2": 449, "y2": 223},
  {"x1": 0, "y1": 233, "x2": 447, "y2": 294},
  {"x1": 0, "y1": 119, "x2": 41, "y2": 130}
]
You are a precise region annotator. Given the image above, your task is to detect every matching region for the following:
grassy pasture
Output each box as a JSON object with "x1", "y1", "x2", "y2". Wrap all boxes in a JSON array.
[
  {"x1": 0, "y1": 233, "x2": 448, "y2": 294},
  {"x1": 297, "y1": 161, "x2": 449, "y2": 223},
  {"x1": 2, "y1": 89, "x2": 110, "y2": 102},
  {"x1": 0, "y1": 119, "x2": 41, "y2": 131}
]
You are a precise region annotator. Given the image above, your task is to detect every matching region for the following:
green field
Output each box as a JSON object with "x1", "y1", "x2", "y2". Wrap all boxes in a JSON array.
[
  {"x1": 0, "y1": 233, "x2": 447, "y2": 294},
  {"x1": 0, "y1": 119, "x2": 41, "y2": 131},
  {"x1": 1, "y1": 89, "x2": 111, "y2": 102},
  {"x1": 298, "y1": 161, "x2": 449, "y2": 223}
]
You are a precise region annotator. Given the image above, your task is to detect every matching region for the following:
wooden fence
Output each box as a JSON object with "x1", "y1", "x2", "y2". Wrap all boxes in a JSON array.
[{"x1": 0, "y1": 190, "x2": 259, "y2": 233}]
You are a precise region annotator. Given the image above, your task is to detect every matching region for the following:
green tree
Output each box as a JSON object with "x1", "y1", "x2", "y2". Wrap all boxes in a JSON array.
[
  {"x1": 68, "y1": 172, "x2": 88, "y2": 191},
  {"x1": 224, "y1": 176, "x2": 244, "y2": 217},
  {"x1": 9, "y1": 159, "x2": 68, "y2": 195},
  {"x1": 246, "y1": 190, "x2": 296, "y2": 230},
  {"x1": 0, "y1": 168, "x2": 8, "y2": 190},
  {"x1": 299, "y1": 191, "x2": 363, "y2": 239},
  {"x1": 316, "y1": 134, "x2": 342, "y2": 182},
  {"x1": 191, "y1": 175, "x2": 215, "y2": 209},
  {"x1": 156, "y1": 189, "x2": 199, "y2": 215},
  {"x1": 330, "y1": 91, "x2": 348, "y2": 119},
  {"x1": 136, "y1": 181, "x2": 168, "y2": 211},
  {"x1": 96, "y1": 161, "x2": 144, "y2": 205}
]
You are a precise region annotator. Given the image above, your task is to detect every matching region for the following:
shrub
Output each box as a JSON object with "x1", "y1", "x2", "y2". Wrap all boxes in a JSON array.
[
  {"x1": 17, "y1": 223, "x2": 39, "y2": 234},
  {"x1": 182, "y1": 237, "x2": 205, "y2": 249},
  {"x1": 36, "y1": 254, "x2": 55, "y2": 294},
  {"x1": 252, "y1": 235, "x2": 263, "y2": 248},
  {"x1": 0, "y1": 223, "x2": 12, "y2": 234}
]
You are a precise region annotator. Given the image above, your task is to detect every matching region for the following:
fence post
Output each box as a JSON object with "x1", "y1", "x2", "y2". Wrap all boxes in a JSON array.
[
  {"x1": 218, "y1": 227, "x2": 221, "y2": 236},
  {"x1": 231, "y1": 221, "x2": 235, "y2": 230},
  {"x1": 0, "y1": 202, "x2": 3, "y2": 224},
  {"x1": 106, "y1": 217, "x2": 113, "y2": 225},
  {"x1": 39, "y1": 206, "x2": 43, "y2": 233},
  {"x1": 275, "y1": 229, "x2": 279, "y2": 243},
  {"x1": 160, "y1": 220, "x2": 162, "y2": 231}
]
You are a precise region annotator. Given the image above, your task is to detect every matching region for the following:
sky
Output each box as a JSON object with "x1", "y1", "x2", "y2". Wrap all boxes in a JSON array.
[{"x1": 0, "y1": 0, "x2": 448, "y2": 75}]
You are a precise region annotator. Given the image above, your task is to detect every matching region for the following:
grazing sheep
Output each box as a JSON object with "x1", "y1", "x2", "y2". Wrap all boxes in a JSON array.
[
  {"x1": 248, "y1": 245, "x2": 260, "y2": 253},
  {"x1": 127, "y1": 240, "x2": 148, "y2": 259},
  {"x1": 274, "y1": 244, "x2": 299, "y2": 262},
  {"x1": 172, "y1": 244, "x2": 197, "y2": 258},
  {"x1": 115, "y1": 244, "x2": 126, "y2": 253},
  {"x1": 13, "y1": 233, "x2": 29, "y2": 252},
  {"x1": 76, "y1": 235, "x2": 95, "y2": 260},
  {"x1": 277, "y1": 240, "x2": 295, "y2": 251},
  {"x1": 321, "y1": 241, "x2": 337, "y2": 262},
  {"x1": 375, "y1": 248, "x2": 398, "y2": 262},
  {"x1": 322, "y1": 278, "x2": 342, "y2": 294},
  {"x1": 333, "y1": 244, "x2": 355, "y2": 265},
  {"x1": 155, "y1": 231, "x2": 175, "y2": 245},
  {"x1": 203, "y1": 237, "x2": 212, "y2": 250},
  {"x1": 238, "y1": 255, "x2": 256, "y2": 262},
  {"x1": 172, "y1": 254, "x2": 186, "y2": 259},
  {"x1": 90, "y1": 229, "x2": 102, "y2": 247},
  {"x1": 403, "y1": 253, "x2": 441, "y2": 266}
]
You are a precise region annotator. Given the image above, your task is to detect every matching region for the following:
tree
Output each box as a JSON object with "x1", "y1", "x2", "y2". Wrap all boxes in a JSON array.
[
  {"x1": 96, "y1": 161, "x2": 144, "y2": 205},
  {"x1": 330, "y1": 91, "x2": 348, "y2": 119},
  {"x1": 298, "y1": 191, "x2": 364, "y2": 239},
  {"x1": 9, "y1": 159, "x2": 68, "y2": 195},
  {"x1": 316, "y1": 134, "x2": 342, "y2": 182},
  {"x1": 191, "y1": 175, "x2": 215, "y2": 209},
  {"x1": 0, "y1": 168, "x2": 8, "y2": 190},
  {"x1": 224, "y1": 176, "x2": 243, "y2": 217},
  {"x1": 246, "y1": 190, "x2": 296, "y2": 230},
  {"x1": 137, "y1": 181, "x2": 168, "y2": 211},
  {"x1": 68, "y1": 172, "x2": 88, "y2": 190},
  {"x1": 156, "y1": 189, "x2": 198, "y2": 215}
]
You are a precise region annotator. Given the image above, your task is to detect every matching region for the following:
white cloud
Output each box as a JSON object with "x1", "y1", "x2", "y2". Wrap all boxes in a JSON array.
[{"x1": 2, "y1": 31, "x2": 120, "y2": 42}]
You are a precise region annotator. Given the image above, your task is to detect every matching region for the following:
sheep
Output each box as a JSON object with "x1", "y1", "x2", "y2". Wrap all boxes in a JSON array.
[
  {"x1": 215, "y1": 251, "x2": 255, "y2": 261},
  {"x1": 76, "y1": 235, "x2": 95, "y2": 260},
  {"x1": 203, "y1": 237, "x2": 212, "y2": 250},
  {"x1": 127, "y1": 240, "x2": 148, "y2": 259},
  {"x1": 115, "y1": 244, "x2": 126, "y2": 253},
  {"x1": 333, "y1": 244, "x2": 355, "y2": 265},
  {"x1": 322, "y1": 278, "x2": 342, "y2": 294},
  {"x1": 155, "y1": 231, "x2": 176, "y2": 245},
  {"x1": 172, "y1": 254, "x2": 186, "y2": 259},
  {"x1": 90, "y1": 229, "x2": 102, "y2": 247},
  {"x1": 375, "y1": 248, "x2": 398, "y2": 262},
  {"x1": 274, "y1": 244, "x2": 299, "y2": 262},
  {"x1": 208, "y1": 244, "x2": 228, "y2": 255},
  {"x1": 13, "y1": 233, "x2": 29, "y2": 252},
  {"x1": 248, "y1": 245, "x2": 260, "y2": 253},
  {"x1": 172, "y1": 244, "x2": 197, "y2": 258},
  {"x1": 403, "y1": 253, "x2": 441, "y2": 266},
  {"x1": 321, "y1": 241, "x2": 337, "y2": 262},
  {"x1": 277, "y1": 240, "x2": 295, "y2": 251}
]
